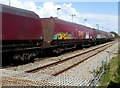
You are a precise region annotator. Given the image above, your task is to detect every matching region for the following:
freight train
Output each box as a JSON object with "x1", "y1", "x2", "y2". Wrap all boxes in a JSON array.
[{"x1": 0, "y1": 4, "x2": 114, "y2": 64}]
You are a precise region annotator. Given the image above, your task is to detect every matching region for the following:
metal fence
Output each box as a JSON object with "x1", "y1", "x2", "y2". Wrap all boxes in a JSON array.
[{"x1": 92, "y1": 56, "x2": 109, "y2": 87}]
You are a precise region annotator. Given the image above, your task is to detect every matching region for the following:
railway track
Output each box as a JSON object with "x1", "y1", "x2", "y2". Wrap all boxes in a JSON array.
[{"x1": 25, "y1": 41, "x2": 115, "y2": 76}]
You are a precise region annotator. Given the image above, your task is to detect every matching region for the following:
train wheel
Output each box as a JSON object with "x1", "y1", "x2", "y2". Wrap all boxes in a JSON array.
[
  {"x1": 13, "y1": 53, "x2": 34, "y2": 62},
  {"x1": 53, "y1": 48, "x2": 64, "y2": 55}
]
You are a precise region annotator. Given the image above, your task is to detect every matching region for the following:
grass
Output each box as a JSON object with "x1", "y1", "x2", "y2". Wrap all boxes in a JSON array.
[
  {"x1": 104, "y1": 57, "x2": 119, "y2": 85},
  {"x1": 99, "y1": 47, "x2": 120, "y2": 87}
]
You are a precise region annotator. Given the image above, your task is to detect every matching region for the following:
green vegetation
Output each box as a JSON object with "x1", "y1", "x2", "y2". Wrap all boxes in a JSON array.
[
  {"x1": 110, "y1": 31, "x2": 120, "y2": 38},
  {"x1": 99, "y1": 47, "x2": 120, "y2": 87}
]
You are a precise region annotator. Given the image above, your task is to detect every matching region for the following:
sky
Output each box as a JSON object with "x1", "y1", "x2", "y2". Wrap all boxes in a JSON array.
[{"x1": 0, "y1": 0, "x2": 119, "y2": 35}]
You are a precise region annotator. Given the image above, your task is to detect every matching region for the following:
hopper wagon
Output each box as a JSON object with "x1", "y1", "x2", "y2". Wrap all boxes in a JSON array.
[{"x1": 0, "y1": 4, "x2": 114, "y2": 65}]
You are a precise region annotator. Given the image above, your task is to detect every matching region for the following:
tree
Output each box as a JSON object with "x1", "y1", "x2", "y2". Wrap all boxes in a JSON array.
[{"x1": 110, "y1": 31, "x2": 120, "y2": 38}]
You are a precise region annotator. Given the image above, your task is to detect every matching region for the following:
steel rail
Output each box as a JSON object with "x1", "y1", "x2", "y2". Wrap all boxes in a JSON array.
[
  {"x1": 25, "y1": 41, "x2": 115, "y2": 73},
  {"x1": 52, "y1": 42, "x2": 113, "y2": 76}
]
